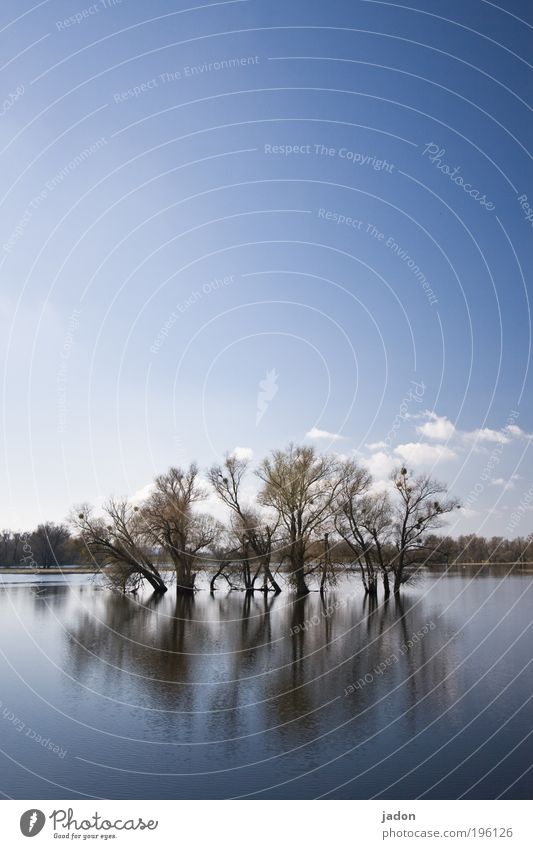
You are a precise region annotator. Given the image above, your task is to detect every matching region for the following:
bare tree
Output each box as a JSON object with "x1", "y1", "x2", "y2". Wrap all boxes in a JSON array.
[
  {"x1": 31, "y1": 522, "x2": 71, "y2": 568},
  {"x1": 1, "y1": 530, "x2": 11, "y2": 566},
  {"x1": 318, "y1": 532, "x2": 337, "y2": 594},
  {"x1": 208, "y1": 542, "x2": 240, "y2": 593},
  {"x1": 71, "y1": 500, "x2": 167, "y2": 593},
  {"x1": 140, "y1": 464, "x2": 220, "y2": 593},
  {"x1": 12, "y1": 531, "x2": 22, "y2": 566},
  {"x1": 334, "y1": 461, "x2": 393, "y2": 597},
  {"x1": 390, "y1": 467, "x2": 459, "y2": 594},
  {"x1": 208, "y1": 454, "x2": 281, "y2": 593},
  {"x1": 256, "y1": 444, "x2": 343, "y2": 595}
]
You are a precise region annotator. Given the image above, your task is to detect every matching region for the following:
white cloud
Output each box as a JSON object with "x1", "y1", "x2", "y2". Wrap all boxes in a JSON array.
[
  {"x1": 306, "y1": 427, "x2": 344, "y2": 441},
  {"x1": 458, "y1": 507, "x2": 479, "y2": 519},
  {"x1": 365, "y1": 440, "x2": 388, "y2": 450},
  {"x1": 417, "y1": 412, "x2": 455, "y2": 441},
  {"x1": 490, "y1": 474, "x2": 519, "y2": 491},
  {"x1": 129, "y1": 483, "x2": 154, "y2": 505},
  {"x1": 231, "y1": 446, "x2": 254, "y2": 461},
  {"x1": 505, "y1": 424, "x2": 533, "y2": 441},
  {"x1": 365, "y1": 451, "x2": 396, "y2": 479},
  {"x1": 394, "y1": 442, "x2": 457, "y2": 465},
  {"x1": 463, "y1": 428, "x2": 509, "y2": 444}
]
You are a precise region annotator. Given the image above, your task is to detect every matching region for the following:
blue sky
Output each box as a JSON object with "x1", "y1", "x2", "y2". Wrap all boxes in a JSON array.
[{"x1": 0, "y1": 0, "x2": 532, "y2": 537}]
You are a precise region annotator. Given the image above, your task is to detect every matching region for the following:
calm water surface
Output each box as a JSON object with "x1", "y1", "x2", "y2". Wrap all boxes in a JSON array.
[{"x1": 0, "y1": 570, "x2": 532, "y2": 799}]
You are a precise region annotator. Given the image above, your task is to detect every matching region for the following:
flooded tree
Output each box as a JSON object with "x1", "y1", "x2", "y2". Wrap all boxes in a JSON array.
[
  {"x1": 66, "y1": 454, "x2": 460, "y2": 599},
  {"x1": 390, "y1": 468, "x2": 460, "y2": 594},
  {"x1": 72, "y1": 499, "x2": 168, "y2": 593},
  {"x1": 334, "y1": 461, "x2": 392, "y2": 597},
  {"x1": 256, "y1": 444, "x2": 344, "y2": 595},
  {"x1": 208, "y1": 541, "x2": 240, "y2": 593},
  {"x1": 140, "y1": 464, "x2": 220, "y2": 593},
  {"x1": 209, "y1": 453, "x2": 281, "y2": 593}
]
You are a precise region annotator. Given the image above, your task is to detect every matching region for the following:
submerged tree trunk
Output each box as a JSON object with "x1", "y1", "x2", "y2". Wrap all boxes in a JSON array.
[
  {"x1": 320, "y1": 533, "x2": 331, "y2": 595},
  {"x1": 382, "y1": 569, "x2": 390, "y2": 599},
  {"x1": 290, "y1": 535, "x2": 309, "y2": 595},
  {"x1": 360, "y1": 559, "x2": 378, "y2": 598},
  {"x1": 141, "y1": 567, "x2": 168, "y2": 593},
  {"x1": 210, "y1": 559, "x2": 236, "y2": 593},
  {"x1": 393, "y1": 570, "x2": 402, "y2": 595},
  {"x1": 261, "y1": 527, "x2": 281, "y2": 593},
  {"x1": 264, "y1": 562, "x2": 281, "y2": 593},
  {"x1": 174, "y1": 561, "x2": 196, "y2": 593},
  {"x1": 176, "y1": 577, "x2": 196, "y2": 593},
  {"x1": 367, "y1": 575, "x2": 378, "y2": 598},
  {"x1": 255, "y1": 560, "x2": 281, "y2": 594},
  {"x1": 294, "y1": 565, "x2": 309, "y2": 596}
]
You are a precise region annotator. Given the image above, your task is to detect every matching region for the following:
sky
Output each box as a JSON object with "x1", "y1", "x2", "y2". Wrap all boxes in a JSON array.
[{"x1": 0, "y1": 0, "x2": 532, "y2": 537}]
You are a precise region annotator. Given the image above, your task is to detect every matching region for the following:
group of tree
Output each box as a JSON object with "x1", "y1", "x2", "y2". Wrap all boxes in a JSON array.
[
  {"x1": 70, "y1": 444, "x2": 461, "y2": 597},
  {"x1": 423, "y1": 533, "x2": 533, "y2": 566},
  {"x1": 0, "y1": 523, "x2": 86, "y2": 569},
  {"x1": 3, "y1": 445, "x2": 530, "y2": 596}
]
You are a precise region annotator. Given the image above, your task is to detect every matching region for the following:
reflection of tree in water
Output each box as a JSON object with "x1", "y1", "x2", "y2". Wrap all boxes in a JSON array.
[
  {"x1": 67, "y1": 591, "x2": 197, "y2": 710},
  {"x1": 23, "y1": 582, "x2": 79, "y2": 628},
  {"x1": 344, "y1": 592, "x2": 461, "y2": 745},
  {"x1": 65, "y1": 585, "x2": 458, "y2": 747},
  {"x1": 269, "y1": 591, "x2": 459, "y2": 751},
  {"x1": 30, "y1": 584, "x2": 71, "y2": 614}
]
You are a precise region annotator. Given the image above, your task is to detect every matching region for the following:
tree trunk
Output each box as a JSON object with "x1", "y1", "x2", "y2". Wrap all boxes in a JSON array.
[
  {"x1": 382, "y1": 570, "x2": 390, "y2": 598},
  {"x1": 243, "y1": 559, "x2": 253, "y2": 590},
  {"x1": 393, "y1": 571, "x2": 402, "y2": 595},
  {"x1": 264, "y1": 562, "x2": 282, "y2": 594},
  {"x1": 294, "y1": 566, "x2": 309, "y2": 596},
  {"x1": 210, "y1": 563, "x2": 226, "y2": 592},
  {"x1": 139, "y1": 566, "x2": 167, "y2": 593},
  {"x1": 174, "y1": 563, "x2": 195, "y2": 593},
  {"x1": 320, "y1": 532, "x2": 331, "y2": 595},
  {"x1": 291, "y1": 539, "x2": 309, "y2": 595}
]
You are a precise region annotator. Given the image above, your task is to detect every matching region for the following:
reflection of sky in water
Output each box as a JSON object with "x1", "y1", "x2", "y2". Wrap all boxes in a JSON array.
[{"x1": 0, "y1": 572, "x2": 531, "y2": 799}]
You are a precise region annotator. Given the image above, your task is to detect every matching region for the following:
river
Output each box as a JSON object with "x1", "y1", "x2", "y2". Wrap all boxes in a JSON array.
[{"x1": 0, "y1": 568, "x2": 531, "y2": 799}]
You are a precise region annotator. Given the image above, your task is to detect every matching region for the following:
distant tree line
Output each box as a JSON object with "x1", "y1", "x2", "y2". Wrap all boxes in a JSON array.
[
  {"x1": 0, "y1": 523, "x2": 87, "y2": 569},
  {"x1": 423, "y1": 533, "x2": 533, "y2": 566},
  {"x1": 2, "y1": 445, "x2": 530, "y2": 596}
]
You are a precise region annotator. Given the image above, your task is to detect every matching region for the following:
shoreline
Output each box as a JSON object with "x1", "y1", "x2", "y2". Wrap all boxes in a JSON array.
[
  {"x1": 0, "y1": 562, "x2": 532, "y2": 577},
  {"x1": 0, "y1": 567, "x2": 98, "y2": 575}
]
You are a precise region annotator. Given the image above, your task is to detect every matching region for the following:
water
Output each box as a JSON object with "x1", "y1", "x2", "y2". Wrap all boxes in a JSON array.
[{"x1": 0, "y1": 569, "x2": 532, "y2": 799}]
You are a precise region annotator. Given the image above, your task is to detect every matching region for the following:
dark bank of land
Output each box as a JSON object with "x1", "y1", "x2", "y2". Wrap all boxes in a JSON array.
[
  {"x1": 0, "y1": 567, "x2": 98, "y2": 575},
  {"x1": 1, "y1": 561, "x2": 532, "y2": 578}
]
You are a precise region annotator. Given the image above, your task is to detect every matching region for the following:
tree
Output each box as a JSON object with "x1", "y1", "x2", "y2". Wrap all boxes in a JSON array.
[
  {"x1": 208, "y1": 453, "x2": 281, "y2": 593},
  {"x1": 11, "y1": 531, "x2": 23, "y2": 566},
  {"x1": 140, "y1": 464, "x2": 220, "y2": 593},
  {"x1": 1, "y1": 530, "x2": 12, "y2": 566},
  {"x1": 334, "y1": 461, "x2": 393, "y2": 597},
  {"x1": 208, "y1": 539, "x2": 241, "y2": 593},
  {"x1": 31, "y1": 522, "x2": 71, "y2": 568},
  {"x1": 390, "y1": 467, "x2": 459, "y2": 594},
  {"x1": 256, "y1": 444, "x2": 343, "y2": 595},
  {"x1": 71, "y1": 500, "x2": 168, "y2": 593}
]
